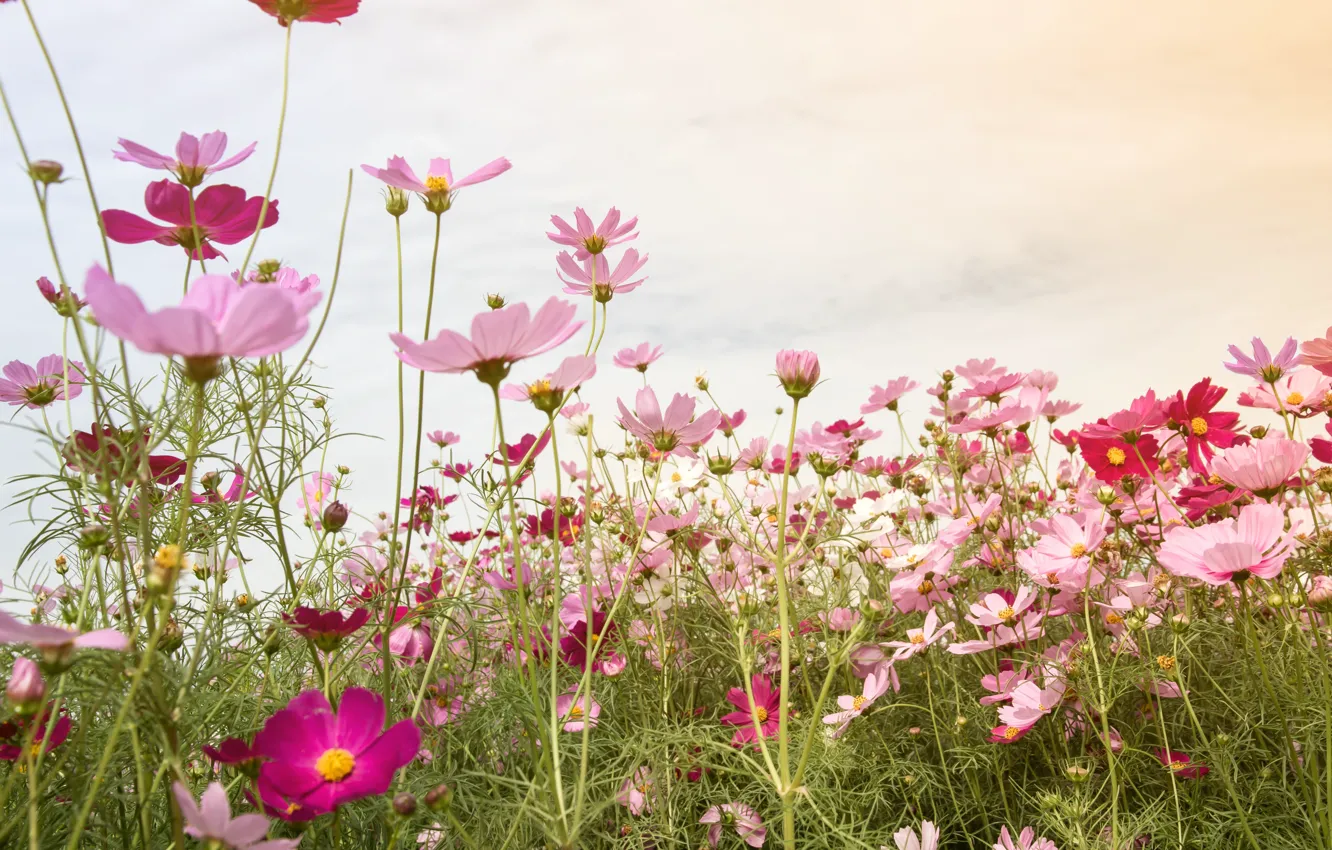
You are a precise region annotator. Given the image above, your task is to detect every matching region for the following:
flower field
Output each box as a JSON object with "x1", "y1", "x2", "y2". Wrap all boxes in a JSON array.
[{"x1": 3, "y1": 2, "x2": 1332, "y2": 849}]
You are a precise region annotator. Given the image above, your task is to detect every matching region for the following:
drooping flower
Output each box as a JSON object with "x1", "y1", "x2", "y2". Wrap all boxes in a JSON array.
[
  {"x1": 1211, "y1": 437, "x2": 1309, "y2": 498},
  {"x1": 113, "y1": 132, "x2": 256, "y2": 187},
  {"x1": 861, "y1": 377, "x2": 919, "y2": 414},
  {"x1": 361, "y1": 156, "x2": 510, "y2": 214},
  {"x1": 1223, "y1": 336, "x2": 1299, "y2": 382},
  {"x1": 614, "y1": 342, "x2": 664, "y2": 372},
  {"x1": 0, "y1": 355, "x2": 85, "y2": 408},
  {"x1": 172, "y1": 782, "x2": 300, "y2": 849},
  {"x1": 720, "y1": 675, "x2": 780, "y2": 746},
  {"x1": 617, "y1": 387, "x2": 721, "y2": 458},
  {"x1": 889, "y1": 821, "x2": 939, "y2": 850},
  {"x1": 255, "y1": 688, "x2": 420, "y2": 811},
  {"x1": 249, "y1": 0, "x2": 360, "y2": 26},
  {"x1": 36, "y1": 275, "x2": 86, "y2": 316},
  {"x1": 556, "y1": 249, "x2": 649, "y2": 301},
  {"x1": 65, "y1": 423, "x2": 184, "y2": 486},
  {"x1": 391, "y1": 297, "x2": 581, "y2": 385},
  {"x1": 101, "y1": 180, "x2": 278, "y2": 260},
  {"x1": 547, "y1": 207, "x2": 639, "y2": 259},
  {"x1": 84, "y1": 265, "x2": 318, "y2": 379},
  {"x1": 1157, "y1": 501, "x2": 1297, "y2": 585},
  {"x1": 700, "y1": 802, "x2": 767, "y2": 848},
  {"x1": 775, "y1": 349, "x2": 820, "y2": 400}
]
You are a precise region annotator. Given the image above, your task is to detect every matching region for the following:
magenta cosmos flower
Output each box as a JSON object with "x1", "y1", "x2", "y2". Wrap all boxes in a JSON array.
[
  {"x1": 113, "y1": 131, "x2": 256, "y2": 187},
  {"x1": 84, "y1": 266, "x2": 319, "y2": 378},
  {"x1": 775, "y1": 349, "x2": 820, "y2": 400},
  {"x1": 700, "y1": 802, "x2": 766, "y2": 848},
  {"x1": 720, "y1": 674, "x2": 780, "y2": 746},
  {"x1": 249, "y1": 0, "x2": 360, "y2": 26},
  {"x1": 255, "y1": 688, "x2": 420, "y2": 812},
  {"x1": 613, "y1": 342, "x2": 663, "y2": 372},
  {"x1": 101, "y1": 180, "x2": 278, "y2": 261},
  {"x1": 0, "y1": 355, "x2": 84, "y2": 409},
  {"x1": 1157, "y1": 501, "x2": 1297, "y2": 585},
  {"x1": 547, "y1": 207, "x2": 638, "y2": 260},
  {"x1": 556, "y1": 249, "x2": 649, "y2": 302},
  {"x1": 390, "y1": 297, "x2": 582, "y2": 386},
  {"x1": 617, "y1": 387, "x2": 721, "y2": 458},
  {"x1": 282, "y1": 607, "x2": 370, "y2": 652},
  {"x1": 361, "y1": 156, "x2": 510, "y2": 214},
  {"x1": 172, "y1": 782, "x2": 299, "y2": 850}
]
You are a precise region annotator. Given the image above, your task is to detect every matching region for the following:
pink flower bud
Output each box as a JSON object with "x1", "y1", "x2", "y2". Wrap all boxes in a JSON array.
[
  {"x1": 775, "y1": 349, "x2": 821, "y2": 400},
  {"x1": 1308, "y1": 575, "x2": 1332, "y2": 612},
  {"x1": 6, "y1": 657, "x2": 46, "y2": 711}
]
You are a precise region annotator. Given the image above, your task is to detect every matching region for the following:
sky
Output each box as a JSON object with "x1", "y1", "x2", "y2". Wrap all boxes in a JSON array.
[{"x1": 2, "y1": 0, "x2": 1332, "y2": 587}]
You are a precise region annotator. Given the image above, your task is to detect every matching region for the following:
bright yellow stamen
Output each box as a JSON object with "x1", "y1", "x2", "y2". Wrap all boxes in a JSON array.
[
  {"x1": 1286, "y1": 392, "x2": 1305, "y2": 406},
  {"x1": 567, "y1": 703, "x2": 585, "y2": 719},
  {"x1": 589, "y1": 632, "x2": 601, "y2": 644},
  {"x1": 852, "y1": 695, "x2": 868, "y2": 711},
  {"x1": 997, "y1": 607, "x2": 1016, "y2": 621},
  {"x1": 527, "y1": 378, "x2": 553, "y2": 396},
  {"x1": 315, "y1": 748, "x2": 355, "y2": 782},
  {"x1": 1106, "y1": 447, "x2": 1127, "y2": 466},
  {"x1": 754, "y1": 706, "x2": 769, "y2": 722},
  {"x1": 1189, "y1": 417, "x2": 1208, "y2": 436},
  {"x1": 910, "y1": 633, "x2": 926, "y2": 645},
  {"x1": 767, "y1": 628, "x2": 782, "y2": 640},
  {"x1": 1105, "y1": 612, "x2": 1124, "y2": 625},
  {"x1": 1004, "y1": 726, "x2": 1020, "y2": 740},
  {"x1": 154, "y1": 544, "x2": 182, "y2": 570},
  {"x1": 424, "y1": 175, "x2": 450, "y2": 193},
  {"x1": 285, "y1": 803, "x2": 302, "y2": 815},
  {"x1": 1069, "y1": 543, "x2": 1087, "y2": 558},
  {"x1": 670, "y1": 472, "x2": 682, "y2": 483},
  {"x1": 1156, "y1": 655, "x2": 1176, "y2": 671},
  {"x1": 917, "y1": 580, "x2": 935, "y2": 594},
  {"x1": 1169, "y1": 760, "x2": 1188, "y2": 772}
]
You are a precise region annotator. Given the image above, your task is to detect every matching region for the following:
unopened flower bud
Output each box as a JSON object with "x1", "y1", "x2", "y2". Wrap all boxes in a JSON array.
[
  {"x1": 1095, "y1": 486, "x2": 1118, "y2": 506},
  {"x1": 424, "y1": 784, "x2": 452, "y2": 811},
  {"x1": 1307, "y1": 575, "x2": 1332, "y2": 612},
  {"x1": 322, "y1": 501, "x2": 350, "y2": 532},
  {"x1": 337, "y1": 465, "x2": 351, "y2": 476},
  {"x1": 254, "y1": 259, "x2": 282, "y2": 283},
  {"x1": 28, "y1": 159, "x2": 64, "y2": 184},
  {"x1": 707, "y1": 454, "x2": 734, "y2": 476},
  {"x1": 160, "y1": 618, "x2": 184, "y2": 653},
  {"x1": 1249, "y1": 425, "x2": 1268, "y2": 439},
  {"x1": 774, "y1": 349, "x2": 821, "y2": 400},
  {"x1": 6, "y1": 657, "x2": 46, "y2": 713},
  {"x1": 312, "y1": 396, "x2": 326, "y2": 409},
  {"x1": 694, "y1": 372, "x2": 709, "y2": 392},
  {"x1": 941, "y1": 370, "x2": 955, "y2": 382},
  {"x1": 78, "y1": 524, "x2": 110, "y2": 553},
  {"x1": 53, "y1": 554, "x2": 68, "y2": 575},
  {"x1": 385, "y1": 187, "x2": 410, "y2": 217},
  {"x1": 392, "y1": 792, "x2": 417, "y2": 816},
  {"x1": 1169, "y1": 613, "x2": 1190, "y2": 634},
  {"x1": 486, "y1": 293, "x2": 506, "y2": 310}
]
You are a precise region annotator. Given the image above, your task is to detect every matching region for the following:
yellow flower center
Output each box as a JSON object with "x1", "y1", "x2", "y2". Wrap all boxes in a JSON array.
[
  {"x1": 755, "y1": 706, "x2": 769, "y2": 722},
  {"x1": 1004, "y1": 726, "x2": 1020, "y2": 740},
  {"x1": 852, "y1": 695, "x2": 868, "y2": 711},
  {"x1": 285, "y1": 802, "x2": 302, "y2": 815},
  {"x1": 526, "y1": 378, "x2": 553, "y2": 396},
  {"x1": 1156, "y1": 654, "x2": 1176, "y2": 671},
  {"x1": 1069, "y1": 543, "x2": 1087, "y2": 558},
  {"x1": 917, "y1": 580, "x2": 935, "y2": 594},
  {"x1": 1047, "y1": 572, "x2": 1061, "y2": 585},
  {"x1": 1169, "y1": 760, "x2": 1189, "y2": 772},
  {"x1": 670, "y1": 472, "x2": 682, "y2": 483},
  {"x1": 154, "y1": 544, "x2": 182, "y2": 570},
  {"x1": 1106, "y1": 447, "x2": 1127, "y2": 466},
  {"x1": 1207, "y1": 474, "x2": 1222, "y2": 486},
  {"x1": 767, "y1": 628, "x2": 782, "y2": 640},
  {"x1": 567, "y1": 703, "x2": 585, "y2": 719},
  {"x1": 424, "y1": 175, "x2": 450, "y2": 193},
  {"x1": 910, "y1": 633, "x2": 926, "y2": 645},
  {"x1": 1105, "y1": 612, "x2": 1124, "y2": 625},
  {"x1": 1189, "y1": 417, "x2": 1208, "y2": 436},
  {"x1": 589, "y1": 632, "x2": 601, "y2": 644},
  {"x1": 997, "y1": 607, "x2": 1016, "y2": 621},
  {"x1": 315, "y1": 748, "x2": 355, "y2": 782},
  {"x1": 1287, "y1": 392, "x2": 1305, "y2": 406}
]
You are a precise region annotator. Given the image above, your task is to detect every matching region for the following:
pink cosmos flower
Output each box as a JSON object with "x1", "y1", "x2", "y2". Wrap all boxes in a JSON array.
[
  {"x1": 1224, "y1": 336, "x2": 1299, "y2": 382},
  {"x1": 884, "y1": 608, "x2": 954, "y2": 660},
  {"x1": 775, "y1": 349, "x2": 820, "y2": 399},
  {"x1": 427, "y1": 430, "x2": 460, "y2": 448},
  {"x1": 823, "y1": 662, "x2": 895, "y2": 737},
  {"x1": 361, "y1": 156, "x2": 510, "y2": 213},
  {"x1": 614, "y1": 342, "x2": 664, "y2": 372},
  {"x1": 282, "y1": 607, "x2": 370, "y2": 652},
  {"x1": 101, "y1": 180, "x2": 278, "y2": 261},
  {"x1": 172, "y1": 782, "x2": 299, "y2": 850},
  {"x1": 1034, "y1": 513, "x2": 1105, "y2": 565},
  {"x1": 1211, "y1": 437, "x2": 1309, "y2": 497},
  {"x1": 1238, "y1": 368, "x2": 1332, "y2": 414},
  {"x1": 1157, "y1": 501, "x2": 1297, "y2": 585},
  {"x1": 499, "y1": 355, "x2": 596, "y2": 407},
  {"x1": 390, "y1": 297, "x2": 582, "y2": 385},
  {"x1": 993, "y1": 826, "x2": 1058, "y2": 850},
  {"x1": 556, "y1": 249, "x2": 649, "y2": 301},
  {"x1": 617, "y1": 387, "x2": 722, "y2": 458},
  {"x1": 891, "y1": 821, "x2": 939, "y2": 850},
  {"x1": 6, "y1": 657, "x2": 46, "y2": 707},
  {"x1": 617, "y1": 766, "x2": 655, "y2": 815},
  {"x1": 1300, "y1": 327, "x2": 1332, "y2": 377},
  {"x1": 1154, "y1": 748, "x2": 1209, "y2": 779},
  {"x1": 547, "y1": 207, "x2": 639, "y2": 260},
  {"x1": 0, "y1": 355, "x2": 84, "y2": 408},
  {"x1": 249, "y1": 0, "x2": 360, "y2": 25},
  {"x1": 234, "y1": 265, "x2": 320, "y2": 296},
  {"x1": 0, "y1": 610, "x2": 129, "y2": 665},
  {"x1": 255, "y1": 688, "x2": 420, "y2": 812},
  {"x1": 861, "y1": 376, "x2": 919, "y2": 414},
  {"x1": 997, "y1": 680, "x2": 1063, "y2": 729},
  {"x1": 113, "y1": 132, "x2": 255, "y2": 187},
  {"x1": 720, "y1": 675, "x2": 780, "y2": 746},
  {"x1": 555, "y1": 687, "x2": 601, "y2": 732},
  {"x1": 967, "y1": 586, "x2": 1037, "y2": 629},
  {"x1": 700, "y1": 802, "x2": 767, "y2": 848},
  {"x1": 719, "y1": 409, "x2": 747, "y2": 436},
  {"x1": 0, "y1": 709, "x2": 70, "y2": 761},
  {"x1": 84, "y1": 266, "x2": 318, "y2": 369}
]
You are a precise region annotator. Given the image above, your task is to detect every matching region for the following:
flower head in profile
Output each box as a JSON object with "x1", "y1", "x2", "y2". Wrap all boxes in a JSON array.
[
  {"x1": 1224, "y1": 336, "x2": 1299, "y2": 382},
  {"x1": 101, "y1": 180, "x2": 278, "y2": 261},
  {"x1": 0, "y1": 356, "x2": 84, "y2": 409},
  {"x1": 993, "y1": 826, "x2": 1058, "y2": 850},
  {"x1": 556, "y1": 249, "x2": 649, "y2": 302},
  {"x1": 700, "y1": 802, "x2": 766, "y2": 848},
  {"x1": 0, "y1": 610, "x2": 128, "y2": 669},
  {"x1": 617, "y1": 387, "x2": 721, "y2": 458},
  {"x1": 1154, "y1": 748, "x2": 1209, "y2": 779},
  {"x1": 282, "y1": 607, "x2": 370, "y2": 652},
  {"x1": 1300, "y1": 326, "x2": 1332, "y2": 377},
  {"x1": 547, "y1": 207, "x2": 638, "y2": 259},
  {"x1": 862, "y1": 376, "x2": 919, "y2": 414},
  {"x1": 113, "y1": 131, "x2": 255, "y2": 187},
  {"x1": 249, "y1": 0, "x2": 360, "y2": 26},
  {"x1": 1158, "y1": 501, "x2": 1296, "y2": 585},
  {"x1": 84, "y1": 266, "x2": 318, "y2": 380},
  {"x1": 888, "y1": 821, "x2": 939, "y2": 850},
  {"x1": 427, "y1": 430, "x2": 460, "y2": 448},
  {"x1": 36, "y1": 276, "x2": 86, "y2": 317},
  {"x1": 884, "y1": 608, "x2": 955, "y2": 660},
  {"x1": 172, "y1": 782, "x2": 300, "y2": 849},
  {"x1": 1211, "y1": 436, "x2": 1309, "y2": 498},
  {"x1": 500, "y1": 355, "x2": 596, "y2": 414},
  {"x1": 362, "y1": 156, "x2": 510, "y2": 214},
  {"x1": 255, "y1": 688, "x2": 420, "y2": 811},
  {"x1": 775, "y1": 349, "x2": 820, "y2": 400},
  {"x1": 614, "y1": 342, "x2": 663, "y2": 372},
  {"x1": 720, "y1": 675, "x2": 780, "y2": 746},
  {"x1": 391, "y1": 297, "x2": 581, "y2": 386}
]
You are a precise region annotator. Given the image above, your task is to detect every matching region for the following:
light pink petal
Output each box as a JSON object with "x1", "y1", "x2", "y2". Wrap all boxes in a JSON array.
[
  {"x1": 84, "y1": 265, "x2": 151, "y2": 343},
  {"x1": 217, "y1": 287, "x2": 304, "y2": 357},
  {"x1": 548, "y1": 355, "x2": 596, "y2": 390},
  {"x1": 174, "y1": 133, "x2": 202, "y2": 169},
  {"x1": 470, "y1": 303, "x2": 530, "y2": 362},
  {"x1": 213, "y1": 141, "x2": 257, "y2": 172},
  {"x1": 390, "y1": 330, "x2": 478, "y2": 373},
  {"x1": 113, "y1": 138, "x2": 174, "y2": 169},
  {"x1": 73, "y1": 628, "x2": 130, "y2": 651},
  {"x1": 453, "y1": 157, "x2": 511, "y2": 188},
  {"x1": 181, "y1": 274, "x2": 240, "y2": 324},
  {"x1": 427, "y1": 157, "x2": 454, "y2": 185},
  {"x1": 633, "y1": 387, "x2": 665, "y2": 431}
]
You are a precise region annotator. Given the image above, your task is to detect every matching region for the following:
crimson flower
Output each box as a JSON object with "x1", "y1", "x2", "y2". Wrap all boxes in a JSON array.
[
  {"x1": 560, "y1": 610, "x2": 622, "y2": 675},
  {"x1": 1155, "y1": 748, "x2": 1209, "y2": 779},
  {"x1": 249, "y1": 0, "x2": 360, "y2": 26},
  {"x1": 720, "y1": 675, "x2": 780, "y2": 747},
  {"x1": 1079, "y1": 433, "x2": 1159, "y2": 483},
  {"x1": 283, "y1": 606, "x2": 370, "y2": 651},
  {"x1": 1165, "y1": 378, "x2": 1245, "y2": 472},
  {"x1": 101, "y1": 180, "x2": 278, "y2": 261}
]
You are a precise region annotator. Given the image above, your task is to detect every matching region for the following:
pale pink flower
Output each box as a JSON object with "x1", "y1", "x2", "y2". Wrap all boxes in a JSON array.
[
  {"x1": 556, "y1": 249, "x2": 649, "y2": 301},
  {"x1": 500, "y1": 355, "x2": 596, "y2": 405},
  {"x1": 617, "y1": 387, "x2": 721, "y2": 458},
  {"x1": 1158, "y1": 501, "x2": 1297, "y2": 585},
  {"x1": 997, "y1": 680, "x2": 1064, "y2": 728},
  {"x1": 361, "y1": 156, "x2": 510, "y2": 212},
  {"x1": 547, "y1": 207, "x2": 639, "y2": 260},
  {"x1": 113, "y1": 131, "x2": 256, "y2": 186},
  {"x1": 1211, "y1": 437, "x2": 1309, "y2": 496},
  {"x1": 0, "y1": 355, "x2": 85, "y2": 408},
  {"x1": 391, "y1": 297, "x2": 582, "y2": 385},
  {"x1": 993, "y1": 826, "x2": 1058, "y2": 850},
  {"x1": 700, "y1": 802, "x2": 766, "y2": 848},
  {"x1": 613, "y1": 342, "x2": 663, "y2": 372},
  {"x1": 1299, "y1": 327, "x2": 1332, "y2": 377},
  {"x1": 555, "y1": 686, "x2": 601, "y2": 732},
  {"x1": 967, "y1": 586, "x2": 1037, "y2": 629},
  {"x1": 884, "y1": 608, "x2": 954, "y2": 660},
  {"x1": 617, "y1": 766, "x2": 655, "y2": 815},
  {"x1": 889, "y1": 821, "x2": 939, "y2": 850},
  {"x1": 775, "y1": 349, "x2": 820, "y2": 399},
  {"x1": 861, "y1": 377, "x2": 919, "y2": 414},
  {"x1": 172, "y1": 782, "x2": 298, "y2": 849},
  {"x1": 1034, "y1": 513, "x2": 1106, "y2": 565},
  {"x1": 0, "y1": 610, "x2": 128, "y2": 664},
  {"x1": 1238, "y1": 368, "x2": 1332, "y2": 414},
  {"x1": 1224, "y1": 336, "x2": 1299, "y2": 382},
  {"x1": 823, "y1": 662, "x2": 895, "y2": 737}
]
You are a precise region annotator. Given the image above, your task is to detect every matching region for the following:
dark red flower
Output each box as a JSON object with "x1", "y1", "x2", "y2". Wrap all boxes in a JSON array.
[
  {"x1": 1155, "y1": 748, "x2": 1209, "y2": 779},
  {"x1": 248, "y1": 0, "x2": 360, "y2": 26},
  {"x1": 283, "y1": 606, "x2": 370, "y2": 651},
  {"x1": 560, "y1": 610, "x2": 619, "y2": 674},
  {"x1": 66, "y1": 424, "x2": 184, "y2": 486},
  {"x1": 1080, "y1": 434, "x2": 1159, "y2": 483}
]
